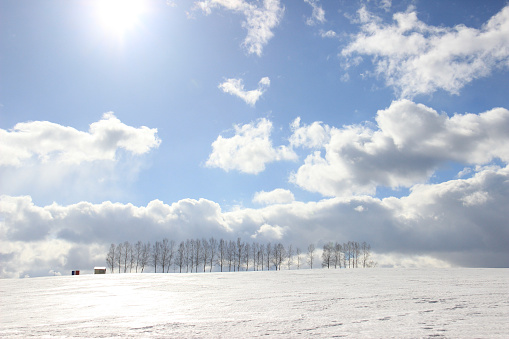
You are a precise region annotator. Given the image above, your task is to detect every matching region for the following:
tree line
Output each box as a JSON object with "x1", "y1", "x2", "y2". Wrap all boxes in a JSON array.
[{"x1": 105, "y1": 238, "x2": 376, "y2": 274}]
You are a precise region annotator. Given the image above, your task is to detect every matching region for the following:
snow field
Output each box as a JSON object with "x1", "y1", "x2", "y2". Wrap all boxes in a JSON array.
[{"x1": 1, "y1": 268, "x2": 508, "y2": 338}]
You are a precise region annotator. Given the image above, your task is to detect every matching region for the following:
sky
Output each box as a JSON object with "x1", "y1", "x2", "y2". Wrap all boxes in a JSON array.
[{"x1": 1, "y1": 0, "x2": 508, "y2": 278}]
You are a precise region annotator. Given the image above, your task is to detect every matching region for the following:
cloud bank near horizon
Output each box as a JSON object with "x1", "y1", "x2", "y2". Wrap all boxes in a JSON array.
[{"x1": 1, "y1": 164, "x2": 507, "y2": 278}]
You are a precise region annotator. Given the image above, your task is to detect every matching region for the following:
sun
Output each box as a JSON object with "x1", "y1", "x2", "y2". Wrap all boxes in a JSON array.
[{"x1": 95, "y1": 0, "x2": 146, "y2": 36}]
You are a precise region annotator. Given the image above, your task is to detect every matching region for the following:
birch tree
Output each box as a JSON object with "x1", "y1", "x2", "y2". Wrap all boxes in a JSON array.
[
  {"x1": 333, "y1": 242, "x2": 342, "y2": 269},
  {"x1": 307, "y1": 244, "x2": 315, "y2": 269},
  {"x1": 134, "y1": 241, "x2": 143, "y2": 273},
  {"x1": 152, "y1": 241, "x2": 161, "y2": 273},
  {"x1": 265, "y1": 242, "x2": 272, "y2": 270},
  {"x1": 209, "y1": 237, "x2": 218, "y2": 272},
  {"x1": 201, "y1": 238, "x2": 210, "y2": 272},
  {"x1": 286, "y1": 244, "x2": 293, "y2": 270},
  {"x1": 106, "y1": 243, "x2": 116, "y2": 273},
  {"x1": 116, "y1": 242, "x2": 123, "y2": 273},
  {"x1": 244, "y1": 242, "x2": 251, "y2": 271},
  {"x1": 123, "y1": 241, "x2": 131, "y2": 273},
  {"x1": 251, "y1": 242, "x2": 258, "y2": 271},
  {"x1": 217, "y1": 238, "x2": 226, "y2": 272},
  {"x1": 321, "y1": 242, "x2": 333, "y2": 269},
  {"x1": 176, "y1": 241, "x2": 185, "y2": 273},
  {"x1": 236, "y1": 238, "x2": 244, "y2": 272},
  {"x1": 140, "y1": 242, "x2": 151, "y2": 273},
  {"x1": 296, "y1": 247, "x2": 302, "y2": 269}
]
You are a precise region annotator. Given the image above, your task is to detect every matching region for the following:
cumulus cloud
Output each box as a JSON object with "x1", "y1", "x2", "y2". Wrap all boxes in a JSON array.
[
  {"x1": 319, "y1": 29, "x2": 337, "y2": 38},
  {"x1": 304, "y1": 0, "x2": 325, "y2": 26},
  {"x1": 253, "y1": 188, "x2": 295, "y2": 205},
  {"x1": 290, "y1": 100, "x2": 509, "y2": 196},
  {"x1": 342, "y1": 5, "x2": 509, "y2": 97},
  {"x1": 251, "y1": 223, "x2": 287, "y2": 240},
  {"x1": 194, "y1": 0, "x2": 284, "y2": 56},
  {"x1": 0, "y1": 112, "x2": 161, "y2": 167},
  {"x1": 289, "y1": 117, "x2": 331, "y2": 148},
  {"x1": 0, "y1": 195, "x2": 231, "y2": 278},
  {"x1": 206, "y1": 118, "x2": 297, "y2": 174},
  {"x1": 378, "y1": 0, "x2": 391, "y2": 12},
  {"x1": 219, "y1": 77, "x2": 270, "y2": 106},
  {"x1": 0, "y1": 114, "x2": 161, "y2": 203},
  {"x1": 2, "y1": 164, "x2": 507, "y2": 277}
]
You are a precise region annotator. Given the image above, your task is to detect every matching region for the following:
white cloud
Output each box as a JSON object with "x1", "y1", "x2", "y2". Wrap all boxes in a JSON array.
[
  {"x1": 319, "y1": 29, "x2": 337, "y2": 38},
  {"x1": 342, "y1": 5, "x2": 509, "y2": 97},
  {"x1": 218, "y1": 77, "x2": 270, "y2": 106},
  {"x1": 194, "y1": 0, "x2": 284, "y2": 56},
  {"x1": 206, "y1": 118, "x2": 297, "y2": 174},
  {"x1": 0, "y1": 195, "x2": 231, "y2": 278},
  {"x1": 378, "y1": 0, "x2": 391, "y2": 12},
  {"x1": 304, "y1": 0, "x2": 325, "y2": 26},
  {"x1": 290, "y1": 100, "x2": 509, "y2": 196},
  {"x1": 460, "y1": 191, "x2": 490, "y2": 207},
  {"x1": 289, "y1": 117, "x2": 331, "y2": 148},
  {"x1": 456, "y1": 167, "x2": 472, "y2": 178},
  {"x1": 253, "y1": 188, "x2": 295, "y2": 205},
  {"x1": 0, "y1": 114, "x2": 161, "y2": 203},
  {"x1": 0, "y1": 112, "x2": 161, "y2": 167},
  {"x1": 251, "y1": 223, "x2": 287, "y2": 240},
  {"x1": 2, "y1": 165, "x2": 508, "y2": 277}
]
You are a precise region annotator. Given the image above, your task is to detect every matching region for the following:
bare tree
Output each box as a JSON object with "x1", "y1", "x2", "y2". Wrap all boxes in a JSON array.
[
  {"x1": 307, "y1": 244, "x2": 315, "y2": 269},
  {"x1": 194, "y1": 239, "x2": 201, "y2": 273},
  {"x1": 227, "y1": 240, "x2": 236, "y2": 272},
  {"x1": 175, "y1": 241, "x2": 185, "y2": 273},
  {"x1": 265, "y1": 242, "x2": 272, "y2": 270},
  {"x1": 272, "y1": 243, "x2": 285, "y2": 270},
  {"x1": 344, "y1": 242, "x2": 351, "y2": 268},
  {"x1": 140, "y1": 242, "x2": 151, "y2": 273},
  {"x1": 160, "y1": 238, "x2": 175, "y2": 273},
  {"x1": 116, "y1": 242, "x2": 124, "y2": 273},
  {"x1": 321, "y1": 242, "x2": 333, "y2": 269},
  {"x1": 244, "y1": 242, "x2": 251, "y2": 271},
  {"x1": 259, "y1": 243, "x2": 265, "y2": 271},
  {"x1": 209, "y1": 237, "x2": 218, "y2": 272},
  {"x1": 152, "y1": 241, "x2": 161, "y2": 273},
  {"x1": 353, "y1": 241, "x2": 360, "y2": 268},
  {"x1": 236, "y1": 238, "x2": 244, "y2": 271},
  {"x1": 168, "y1": 240, "x2": 175, "y2": 273},
  {"x1": 333, "y1": 242, "x2": 342, "y2": 269},
  {"x1": 201, "y1": 238, "x2": 210, "y2": 272},
  {"x1": 106, "y1": 243, "x2": 116, "y2": 273},
  {"x1": 296, "y1": 247, "x2": 301, "y2": 269},
  {"x1": 123, "y1": 241, "x2": 131, "y2": 273},
  {"x1": 185, "y1": 239, "x2": 194, "y2": 273},
  {"x1": 361, "y1": 242, "x2": 376, "y2": 268},
  {"x1": 271, "y1": 243, "x2": 279, "y2": 270},
  {"x1": 160, "y1": 239, "x2": 168, "y2": 273},
  {"x1": 342, "y1": 242, "x2": 348, "y2": 268},
  {"x1": 251, "y1": 242, "x2": 258, "y2": 271},
  {"x1": 217, "y1": 238, "x2": 226, "y2": 272},
  {"x1": 286, "y1": 244, "x2": 293, "y2": 270},
  {"x1": 128, "y1": 243, "x2": 135, "y2": 273},
  {"x1": 134, "y1": 241, "x2": 143, "y2": 273}
]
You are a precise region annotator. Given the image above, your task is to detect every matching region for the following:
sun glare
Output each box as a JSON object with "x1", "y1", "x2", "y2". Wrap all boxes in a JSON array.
[{"x1": 95, "y1": 0, "x2": 146, "y2": 36}]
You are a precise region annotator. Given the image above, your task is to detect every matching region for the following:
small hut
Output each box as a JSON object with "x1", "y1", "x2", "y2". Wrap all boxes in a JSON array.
[{"x1": 94, "y1": 267, "x2": 106, "y2": 274}]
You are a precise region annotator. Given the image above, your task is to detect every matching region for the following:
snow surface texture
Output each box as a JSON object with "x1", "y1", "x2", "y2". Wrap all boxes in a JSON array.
[{"x1": 1, "y1": 269, "x2": 508, "y2": 338}]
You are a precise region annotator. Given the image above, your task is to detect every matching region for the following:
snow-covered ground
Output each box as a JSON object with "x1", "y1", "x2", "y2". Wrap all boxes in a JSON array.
[{"x1": 1, "y1": 268, "x2": 508, "y2": 338}]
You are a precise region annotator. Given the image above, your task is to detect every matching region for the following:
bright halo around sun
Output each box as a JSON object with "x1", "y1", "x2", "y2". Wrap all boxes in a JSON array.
[{"x1": 95, "y1": 0, "x2": 147, "y2": 37}]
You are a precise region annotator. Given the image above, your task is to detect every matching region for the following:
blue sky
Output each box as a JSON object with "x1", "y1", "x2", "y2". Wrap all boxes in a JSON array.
[{"x1": 1, "y1": 0, "x2": 509, "y2": 277}]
